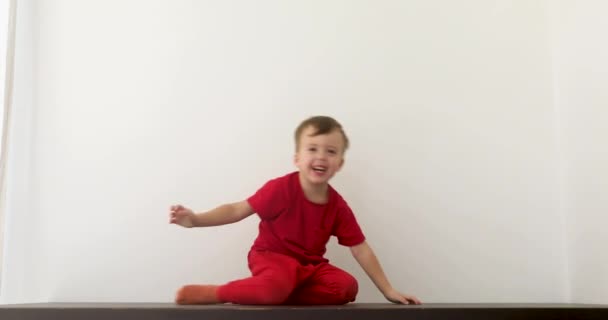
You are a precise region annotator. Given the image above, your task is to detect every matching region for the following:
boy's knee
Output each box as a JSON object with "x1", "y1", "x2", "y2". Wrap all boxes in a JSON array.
[
  {"x1": 324, "y1": 273, "x2": 358, "y2": 304},
  {"x1": 340, "y1": 274, "x2": 359, "y2": 303}
]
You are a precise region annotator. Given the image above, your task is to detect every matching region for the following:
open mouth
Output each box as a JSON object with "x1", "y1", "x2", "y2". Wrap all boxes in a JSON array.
[{"x1": 312, "y1": 166, "x2": 327, "y2": 173}]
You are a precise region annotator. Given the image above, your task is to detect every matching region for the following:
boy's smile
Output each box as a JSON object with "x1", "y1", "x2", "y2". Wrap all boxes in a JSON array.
[{"x1": 294, "y1": 126, "x2": 345, "y2": 189}]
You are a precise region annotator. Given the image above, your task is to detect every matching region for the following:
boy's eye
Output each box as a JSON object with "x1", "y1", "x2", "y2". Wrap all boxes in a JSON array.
[
  {"x1": 328, "y1": 150, "x2": 337, "y2": 154},
  {"x1": 308, "y1": 147, "x2": 317, "y2": 152}
]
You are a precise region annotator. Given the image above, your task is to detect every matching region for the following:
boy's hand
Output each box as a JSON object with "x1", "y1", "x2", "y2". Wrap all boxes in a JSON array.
[
  {"x1": 383, "y1": 288, "x2": 422, "y2": 305},
  {"x1": 169, "y1": 204, "x2": 195, "y2": 228}
]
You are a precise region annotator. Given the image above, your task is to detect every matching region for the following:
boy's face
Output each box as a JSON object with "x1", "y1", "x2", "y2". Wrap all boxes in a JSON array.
[{"x1": 294, "y1": 126, "x2": 345, "y2": 186}]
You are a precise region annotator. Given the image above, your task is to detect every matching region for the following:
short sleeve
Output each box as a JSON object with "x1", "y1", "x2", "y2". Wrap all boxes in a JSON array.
[
  {"x1": 333, "y1": 204, "x2": 366, "y2": 246},
  {"x1": 247, "y1": 177, "x2": 287, "y2": 220}
]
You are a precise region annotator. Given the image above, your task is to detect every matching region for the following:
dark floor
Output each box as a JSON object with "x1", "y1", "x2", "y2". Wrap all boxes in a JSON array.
[{"x1": 1, "y1": 303, "x2": 607, "y2": 320}]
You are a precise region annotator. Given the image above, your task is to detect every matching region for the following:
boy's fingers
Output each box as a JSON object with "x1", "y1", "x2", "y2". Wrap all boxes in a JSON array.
[{"x1": 409, "y1": 296, "x2": 421, "y2": 304}]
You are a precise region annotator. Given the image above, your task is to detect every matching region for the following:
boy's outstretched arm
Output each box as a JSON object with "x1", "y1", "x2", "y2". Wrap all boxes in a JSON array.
[
  {"x1": 169, "y1": 201, "x2": 254, "y2": 228},
  {"x1": 350, "y1": 241, "x2": 422, "y2": 305}
]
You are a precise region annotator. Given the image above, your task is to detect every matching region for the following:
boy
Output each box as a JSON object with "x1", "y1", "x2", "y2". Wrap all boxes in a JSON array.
[{"x1": 170, "y1": 116, "x2": 421, "y2": 305}]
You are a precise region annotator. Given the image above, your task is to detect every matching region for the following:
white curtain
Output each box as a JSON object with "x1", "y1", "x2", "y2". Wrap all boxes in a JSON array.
[{"x1": 0, "y1": 0, "x2": 17, "y2": 284}]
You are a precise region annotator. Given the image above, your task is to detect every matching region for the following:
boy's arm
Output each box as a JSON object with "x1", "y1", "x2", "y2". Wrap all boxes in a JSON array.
[
  {"x1": 350, "y1": 241, "x2": 422, "y2": 305},
  {"x1": 170, "y1": 200, "x2": 254, "y2": 227},
  {"x1": 192, "y1": 201, "x2": 254, "y2": 227}
]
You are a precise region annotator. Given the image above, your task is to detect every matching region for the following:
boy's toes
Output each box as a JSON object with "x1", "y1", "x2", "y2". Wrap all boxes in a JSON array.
[{"x1": 175, "y1": 286, "x2": 189, "y2": 304}]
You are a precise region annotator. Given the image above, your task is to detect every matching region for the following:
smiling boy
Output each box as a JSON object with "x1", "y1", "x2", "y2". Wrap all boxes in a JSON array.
[{"x1": 170, "y1": 116, "x2": 421, "y2": 305}]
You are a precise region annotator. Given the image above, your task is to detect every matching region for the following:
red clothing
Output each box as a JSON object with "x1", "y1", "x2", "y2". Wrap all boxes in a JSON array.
[
  {"x1": 247, "y1": 171, "x2": 366, "y2": 264},
  {"x1": 215, "y1": 172, "x2": 365, "y2": 305},
  {"x1": 217, "y1": 250, "x2": 358, "y2": 305}
]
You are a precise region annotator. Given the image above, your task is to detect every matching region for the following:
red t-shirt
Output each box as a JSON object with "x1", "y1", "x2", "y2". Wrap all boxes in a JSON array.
[{"x1": 247, "y1": 172, "x2": 366, "y2": 265}]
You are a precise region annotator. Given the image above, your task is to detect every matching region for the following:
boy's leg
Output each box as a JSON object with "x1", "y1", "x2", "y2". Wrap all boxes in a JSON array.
[
  {"x1": 176, "y1": 251, "x2": 300, "y2": 305},
  {"x1": 284, "y1": 263, "x2": 358, "y2": 305},
  {"x1": 218, "y1": 250, "x2": 301, "y2": 304}
]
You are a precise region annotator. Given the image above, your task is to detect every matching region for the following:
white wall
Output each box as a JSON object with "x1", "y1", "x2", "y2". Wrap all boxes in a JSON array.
[
  {"x1": 550, "y1": 1, "x2": 608, "y2": 304},
  {"x1": 0, "y1": 0, "x2": 42, "y2": 302},
  {"x1": 2, "y1": 0, "x2": 569, "y2": 303}
]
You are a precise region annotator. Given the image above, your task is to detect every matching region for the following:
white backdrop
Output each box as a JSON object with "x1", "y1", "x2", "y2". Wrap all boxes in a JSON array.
[
  {"x1": 550, "y1": 0, "x2": 608, "y2": 305},
  {"x1": 3, "y1": 0, "x2": 604, "y2": 304}
]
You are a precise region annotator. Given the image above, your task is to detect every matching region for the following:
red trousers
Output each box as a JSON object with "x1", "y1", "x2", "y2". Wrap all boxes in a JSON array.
[{"x1": 217, "y1": 250, "x2": 358, "y2": 305}]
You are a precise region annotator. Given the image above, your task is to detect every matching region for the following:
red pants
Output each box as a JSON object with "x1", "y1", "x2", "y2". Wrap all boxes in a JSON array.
[{"x1": 217, "y1": 250, "x2": 358, "y2": 305}]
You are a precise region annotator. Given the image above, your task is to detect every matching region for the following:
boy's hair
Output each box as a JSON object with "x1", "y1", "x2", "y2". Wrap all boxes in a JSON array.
[{"x1": 294, "y1": 116, "x2": 349, "y2": 152}]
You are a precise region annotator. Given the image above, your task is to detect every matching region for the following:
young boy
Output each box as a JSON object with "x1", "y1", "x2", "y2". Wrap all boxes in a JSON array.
[{"x1": 170, "y1": 116, "x2": 421, "y2": 305}]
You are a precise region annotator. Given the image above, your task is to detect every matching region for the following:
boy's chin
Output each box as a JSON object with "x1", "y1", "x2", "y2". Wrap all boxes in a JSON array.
[{"x1": 304, "y1": 171, "x2": 333, "y2": 184}]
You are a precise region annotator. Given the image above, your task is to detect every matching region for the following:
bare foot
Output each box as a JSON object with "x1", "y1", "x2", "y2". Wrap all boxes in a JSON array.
[{"x1": 175, "y1": 285, "x2": 220, "y2": 305}]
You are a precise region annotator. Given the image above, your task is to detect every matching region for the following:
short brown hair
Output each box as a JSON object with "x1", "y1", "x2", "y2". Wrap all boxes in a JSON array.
[{"x1": 294, "y1": 116, "x2": 349, "y2": 152}]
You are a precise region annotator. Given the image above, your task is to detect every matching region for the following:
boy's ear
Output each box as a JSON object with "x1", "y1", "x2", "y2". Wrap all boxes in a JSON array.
[
  {"x1": 293, "y1": 153, "x2": 299, "y2": 166},
  {"x1": 338, "y1": 157, "x2": 345, "y2": 171}
]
